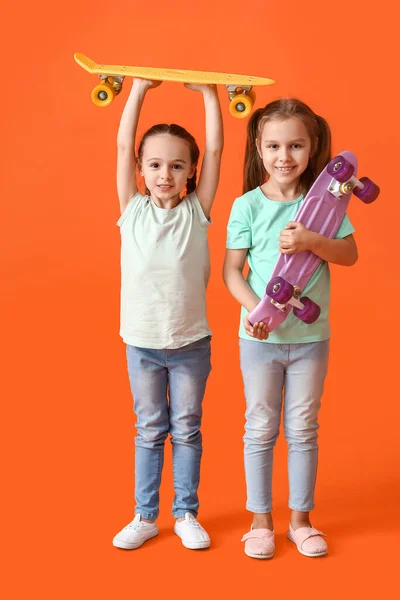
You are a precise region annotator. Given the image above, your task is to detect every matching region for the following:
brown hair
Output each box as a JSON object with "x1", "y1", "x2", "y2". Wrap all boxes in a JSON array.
[
  {"x1": 243, "y1": 98, "x2": 331, "y2": 194},
  {"x1": 137, "y1": 124, "x2": 200, "y2": 195}
]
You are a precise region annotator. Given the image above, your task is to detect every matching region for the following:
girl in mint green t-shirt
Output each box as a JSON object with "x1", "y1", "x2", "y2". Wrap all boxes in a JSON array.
[{"x1": 223, "y1": 98, "x2": 358, "y2": 559}]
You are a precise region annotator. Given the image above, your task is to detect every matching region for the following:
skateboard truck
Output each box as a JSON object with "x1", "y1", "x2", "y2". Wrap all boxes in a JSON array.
[
  {"x1": 96, "y1": 75, "x2": 124, "y2": 101},
  {"x1": 271, "y1": 285, "x2": 303, "y2": 313},
  {"x1": 264, "y1": 276, "x2": 321, "y2": 325},
  {"x1": 226, "y1": 85, "x2": 253, "y2": 116},
  {"x1": 328, "y1": 174, "x2": 366, "y2": 199},
  {"x1": 327, "y1": 156, "x2": 380, "y2": 203}
]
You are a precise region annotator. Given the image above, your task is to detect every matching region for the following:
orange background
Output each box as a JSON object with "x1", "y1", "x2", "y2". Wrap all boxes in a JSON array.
[{"x1": 2, "y1": 0, "x2": 399, "y2": 597}]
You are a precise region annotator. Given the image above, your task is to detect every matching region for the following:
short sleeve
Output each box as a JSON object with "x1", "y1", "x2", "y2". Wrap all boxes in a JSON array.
[
  {"x1": 117, "y1": 192, "x2": 144, "y2": 228},
  {"x1": 335, "y1": 213, "x2": 355, "y2": 239},
  {"x1": 189, "y1": 192, "x2": 211, "y2": 228},
  {"x1": 226, "y1": 198, "x2": 252, "y2": 249}
]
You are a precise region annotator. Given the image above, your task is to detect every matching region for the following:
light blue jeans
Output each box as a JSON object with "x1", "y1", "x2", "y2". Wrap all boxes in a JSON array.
[
  {"x1": 126, "y1": 336, "x2": 211, "y2": 520},
  {"x1": 239, "y1": 339, "x2": 330, "y2": 513}
]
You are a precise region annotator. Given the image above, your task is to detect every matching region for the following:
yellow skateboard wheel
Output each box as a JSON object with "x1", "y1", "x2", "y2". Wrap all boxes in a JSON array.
[
  {"x1": 91, "y1": 83, "x2": 116, "y2": 107},
  {"x1": 229, "y1": 93, "x2": 253, "y2": 118}
]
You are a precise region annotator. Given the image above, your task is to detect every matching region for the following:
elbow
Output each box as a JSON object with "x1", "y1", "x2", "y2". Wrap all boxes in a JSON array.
[
  {"x1": 117, "y1": 141, "x2": 128, "y2": 152},
  {"x1": 222, "y1": 264, "x2": 228, "y2": 286},
  {"x1": 222, "y1": 262, "x2": 232, "y2": 287},
  {"x1": 208, "y1": 147, "x2": 224, "y2": 158},
  {"x1": 349, "y1": 257, "x2": 358, "y2": 267},
  {"x1": 340, "y1": 237, "x2": 358, "y2": 266},
  {"x1": 344, "y1": 248, "x2": 358, "y2": 267},
  {"x1": 117, "y1": 140, "x2": 135, "y2": 154},
  {"x1": 349, "y1": 245, "x2": 359, "y2": 266},
  {"x1": 217, "y1": 138, "x2": 224, "y2": 153},
  {"x1": 350, "y1": 253, "x2": 358, "y2": 267}
]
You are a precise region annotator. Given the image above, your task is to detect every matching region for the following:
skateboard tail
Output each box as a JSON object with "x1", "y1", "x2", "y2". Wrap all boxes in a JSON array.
[{"x1": 74, "y1": 53, "x2": 98, "y2": 73}]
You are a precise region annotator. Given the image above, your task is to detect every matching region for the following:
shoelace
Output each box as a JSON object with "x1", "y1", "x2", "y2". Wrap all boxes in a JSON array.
[
  {"x1": 186, "y1": 519, "x2": 201, "y2": 529},
  {"x1": 126, "y1": 519, "x2": 146, "y2": 530}
]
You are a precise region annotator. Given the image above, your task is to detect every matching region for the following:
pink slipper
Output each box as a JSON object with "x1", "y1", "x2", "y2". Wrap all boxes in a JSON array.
[
  {"x1": 241, "y1": 528, "x2": 275, "y2": 559},
  {"x1": 287, "y1": 525, "x2": 328, "y2": 557}
]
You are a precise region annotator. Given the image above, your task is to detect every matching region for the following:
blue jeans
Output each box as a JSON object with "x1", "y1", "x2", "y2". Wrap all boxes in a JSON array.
[
  {"x1": 126, "y1": 336, "x2": 212, "y2": 520},
  {"x1": 240, "y1": 339, "x2": 330, "y2": 513}
]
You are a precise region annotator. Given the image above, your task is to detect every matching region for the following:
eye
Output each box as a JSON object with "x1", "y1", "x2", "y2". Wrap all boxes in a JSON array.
[
  {"x1": 172, "y1": 164, "x2": 183, "y2": 170},
  {"x1": 292, "y1": 143, "x2": 302, "y2": 149},
  {"x1": 150, "y1": 163, "x2": 160, "y2": 168},
  {"x1": 267, "y1": 144, "x2": 278, "y2": 150}
]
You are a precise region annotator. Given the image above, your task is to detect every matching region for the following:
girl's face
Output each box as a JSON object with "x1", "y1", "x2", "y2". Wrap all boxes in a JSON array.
[
  {"x1": 258, "y1": 117, "x2": 314, "y2": 188},
  {"x1": 140, "y1": 134, "x2": 195, "y2": 202}
]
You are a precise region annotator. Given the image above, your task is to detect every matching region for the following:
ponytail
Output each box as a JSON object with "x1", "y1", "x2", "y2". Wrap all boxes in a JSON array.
[
  {"x1": 312, "y1": 115, "x2": 332, "y2": 178},
  {"x1": 186, "y1": 167, "x2": 198, "y2": 194},
  {"x1": 298, "y1": 114, "x2": 331, "y2": 193},
  {"x1": 243, "y1": 108, "x2": 267, "y2": 193}
]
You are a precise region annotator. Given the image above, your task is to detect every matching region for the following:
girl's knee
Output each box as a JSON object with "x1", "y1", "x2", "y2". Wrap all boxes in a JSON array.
[
  {"x1": 136, "y1": 426, "x2": 169, "y2": 446},
  {"x1": 244, "y1": 423, "x2": 280, "y2": 447},
  {"x1": 169, "y1": 418, "x2": 202, "y2": 444},
  {"x1": 284, "y1": 423, "x2": 319, "y2": 447}
]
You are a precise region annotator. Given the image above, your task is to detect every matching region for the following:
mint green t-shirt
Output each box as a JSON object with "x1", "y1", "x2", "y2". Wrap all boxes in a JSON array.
[{"x1": 226, "y1": 187, "x2": 355, "y2": 343}]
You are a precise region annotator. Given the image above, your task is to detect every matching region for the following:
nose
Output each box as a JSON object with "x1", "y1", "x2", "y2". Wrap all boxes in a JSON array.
[
  {"x1": 160, "y1": 166, "x2": 172, "y2": 181},
  {"x1": 278, "y1": 147, "x2": 291, "y2": 163}
]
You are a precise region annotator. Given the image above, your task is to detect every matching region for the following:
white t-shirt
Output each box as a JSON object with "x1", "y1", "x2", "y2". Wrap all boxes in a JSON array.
[{"x1": 117, "y1": 191, "x2": 212, "y2": 349}]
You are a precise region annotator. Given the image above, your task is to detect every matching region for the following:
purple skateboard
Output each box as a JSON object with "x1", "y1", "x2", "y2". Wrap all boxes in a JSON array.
[{"x1": 248, "y1": 150, "x2": 379, "y2": 330}]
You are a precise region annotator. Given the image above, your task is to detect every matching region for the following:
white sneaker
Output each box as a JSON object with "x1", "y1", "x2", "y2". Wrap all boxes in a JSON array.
[
  {"x1": 174, "y1": 512, "x2": 210, "y2": 549},
  {"x1": 113, "y1": 514, "x2": 158, "y2": 549}
]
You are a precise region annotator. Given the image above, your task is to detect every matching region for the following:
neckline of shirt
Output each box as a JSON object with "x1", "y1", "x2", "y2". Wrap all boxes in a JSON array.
[
  {"x1": 147, "y1": 194, "x2": 187, "y2": 212},
  {"x1": 256, "y1": 186, "x2": 304, "y2": 205}
]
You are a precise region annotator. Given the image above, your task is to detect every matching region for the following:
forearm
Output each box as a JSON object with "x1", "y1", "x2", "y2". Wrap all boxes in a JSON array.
[
  {"x1": 309, "y1": 232, "x2": 358, "y2": 266},
  {"x1": 203, "y1": 87, "x2": 224, "y2": 154},
  {"x1": 117, "y1": 81, "x2": 147, "y2": 150},
  {"x1": 223, "y1": 266, "x2": 260, "y2": 312}
]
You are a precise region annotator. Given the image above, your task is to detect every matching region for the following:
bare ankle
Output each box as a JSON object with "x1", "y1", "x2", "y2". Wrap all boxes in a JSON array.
[
  {"x1": 290, "y1": 510, "x2": 311, "y2": 530},
  {"x1": 252, "y1": 512, "x2": 273, "y2": 531}
]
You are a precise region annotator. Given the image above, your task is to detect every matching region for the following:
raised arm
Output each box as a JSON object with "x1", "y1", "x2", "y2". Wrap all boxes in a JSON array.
[
  {"x1": 185, "y1": 84, "x2": 224, "y2": 218},
  {"x1": 116, "y1": 79, "x2": 161, "y2": 213}
]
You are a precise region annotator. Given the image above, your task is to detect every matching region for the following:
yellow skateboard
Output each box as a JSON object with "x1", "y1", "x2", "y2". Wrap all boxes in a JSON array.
[{"x1": 74, "y1": 53, "x2": 274, "y2": 118}]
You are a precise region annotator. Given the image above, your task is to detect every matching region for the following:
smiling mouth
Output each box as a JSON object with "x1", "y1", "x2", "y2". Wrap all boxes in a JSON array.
[
  {"x1": 157, "y1": 185, "x2": 173, "y2": 189},
  {"x1": 276, "y1": 166, "x2": 295, "y2": 173}
]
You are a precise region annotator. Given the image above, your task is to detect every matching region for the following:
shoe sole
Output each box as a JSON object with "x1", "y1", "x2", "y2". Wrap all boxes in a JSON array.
[
  {"x1": 113, "y1": 530, "x2": 158, "y2": 550},
  {"x1": 287, "y1": 534, "x2": 328, "y2": 557},
  {"x1": 245, "y1": 548, "x2": 274, "y2": 559}
]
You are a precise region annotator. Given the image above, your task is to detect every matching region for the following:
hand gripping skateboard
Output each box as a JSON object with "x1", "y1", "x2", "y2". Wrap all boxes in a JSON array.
[
  {"x1": 248, "y1": 151, "x2": 380, "y2": 330},
  {"x1": 74, "y1": 53, "x2": 274, "y2": 118}
]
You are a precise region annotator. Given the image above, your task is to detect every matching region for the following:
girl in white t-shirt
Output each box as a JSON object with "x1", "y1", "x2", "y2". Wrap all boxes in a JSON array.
[{"x1": 112, "y1": 78, "x2": 223, "y2": 551}]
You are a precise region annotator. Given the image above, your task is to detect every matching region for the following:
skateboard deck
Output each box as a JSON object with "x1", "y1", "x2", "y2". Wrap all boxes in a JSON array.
[
  {"x1": 248, "y1": 150, "x2": 379, "y2": 330},
  {"x1": 74, "y1": 53, "x2": 274, "y2": 116}
]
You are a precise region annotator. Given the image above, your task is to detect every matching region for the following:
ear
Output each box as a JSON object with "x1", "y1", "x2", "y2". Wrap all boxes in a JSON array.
[{"x1": 188, "y1": 165, "x2": 196, "y2": 179}]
